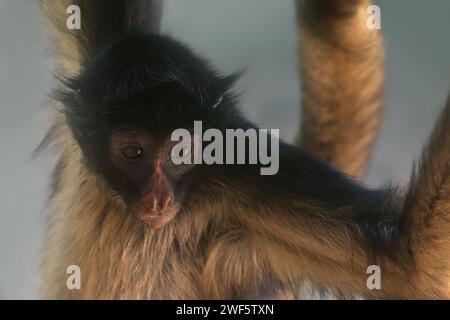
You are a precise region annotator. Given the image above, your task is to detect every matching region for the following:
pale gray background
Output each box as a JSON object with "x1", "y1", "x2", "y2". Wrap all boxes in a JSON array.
[{"x1": 1, "y1": 0, "x2": 450, "y2": 299}]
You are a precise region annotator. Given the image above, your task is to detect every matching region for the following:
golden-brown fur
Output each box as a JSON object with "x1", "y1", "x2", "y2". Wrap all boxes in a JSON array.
[
  {"x1": 401, "y1": 98, "x2": 450, "y2": 297},
  {"x1": 40, "y1": 0, "x2": 450, "y2": 300},
  {"x1": 297, "y1": 0, "x2": 384, "y2": 178}
]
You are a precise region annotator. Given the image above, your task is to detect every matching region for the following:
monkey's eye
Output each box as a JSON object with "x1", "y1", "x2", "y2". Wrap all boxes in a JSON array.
[{"x1": 121, "y1": 145, "x2": 145, "y2": 161}]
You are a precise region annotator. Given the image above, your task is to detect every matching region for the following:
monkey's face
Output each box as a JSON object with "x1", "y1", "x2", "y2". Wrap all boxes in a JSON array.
[
  {"x1": 73, "y1": 86, "x2": 218, "y2": 229},
  {"x1": 60, "y1": 34, "x2": 237, "y2": 228},
  {"x1": 107, "y1": 126, "x2": 196, "y2": 229},
  {"x1": 80, "y1": 85, "x2": 229, "y2": 229}
]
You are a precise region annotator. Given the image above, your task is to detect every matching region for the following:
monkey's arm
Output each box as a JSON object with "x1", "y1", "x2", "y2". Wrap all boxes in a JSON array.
[
  {"x1": 400, "y1": 97, "x2": 450, "y2": 297},
  {"x1": 296, "y1": 0, "x2": 384, "y2": 178},
  {"x1": 41, "y1": 0, "x2": 162, "y2": 76}
]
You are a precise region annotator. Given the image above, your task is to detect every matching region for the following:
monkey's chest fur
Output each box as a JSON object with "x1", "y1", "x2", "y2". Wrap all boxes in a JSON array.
[{"x1": 42, "y1": 148, "x2": 321, "y2": 299}]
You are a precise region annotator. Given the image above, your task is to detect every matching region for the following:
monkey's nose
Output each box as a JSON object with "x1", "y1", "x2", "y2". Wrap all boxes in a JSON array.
[{"x1": 144, "y1": 194, "x2": 173, "y2": 216}]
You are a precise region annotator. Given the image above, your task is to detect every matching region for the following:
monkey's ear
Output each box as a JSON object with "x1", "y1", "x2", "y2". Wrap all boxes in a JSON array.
[
  {"x1": 217, "y1": 72, "x2": 241, "y2": 94},
  {"x1": 210, "y1": 72, "x2": 241, "y2": 109}
]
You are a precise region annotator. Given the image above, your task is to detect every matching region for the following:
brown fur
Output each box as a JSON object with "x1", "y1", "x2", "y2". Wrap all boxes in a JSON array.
[
  {"x1": 297, "y1": 0, "x2": 384, "y2": 178},
  {"x1": 40, "y1": 0, "x2": 450, "y2": 299},
  {"x1": 401, "y1": 98, "x2": 450, "y2": 298}
]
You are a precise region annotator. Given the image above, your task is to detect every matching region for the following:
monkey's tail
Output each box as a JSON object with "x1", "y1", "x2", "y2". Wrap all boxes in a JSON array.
[{"x1": 40, "y1": 0, "x2": 163, "y2": 76}]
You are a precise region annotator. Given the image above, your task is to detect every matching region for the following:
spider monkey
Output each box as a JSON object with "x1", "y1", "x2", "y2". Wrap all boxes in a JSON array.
[{"x1": 39, "y1": 0, "x2": 450, "y2": 299}]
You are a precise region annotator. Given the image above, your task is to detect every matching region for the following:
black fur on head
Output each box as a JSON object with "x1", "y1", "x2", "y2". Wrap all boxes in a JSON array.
[{"x1": 56, "y1": 33, "x2": 241, "y2": 173}]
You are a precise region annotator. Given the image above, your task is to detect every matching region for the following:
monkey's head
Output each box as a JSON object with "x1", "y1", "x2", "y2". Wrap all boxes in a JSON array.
[{"x1": 59, "y1": 34, "x2": 239, "y2": 228}]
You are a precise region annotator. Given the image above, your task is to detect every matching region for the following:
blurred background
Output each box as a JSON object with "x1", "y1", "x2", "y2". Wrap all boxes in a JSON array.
[{"x1": 1, "y1": 0, "x2": 450, "y2": 299}]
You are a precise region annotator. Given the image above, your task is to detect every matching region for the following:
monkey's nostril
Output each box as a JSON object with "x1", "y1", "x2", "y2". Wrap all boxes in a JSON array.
[
  {"x1": 151, "y1": 198, "x2": 159, "y2": 212},
  {"x1": 161, "y1": 195, "x2": 173, "y2": 212}
]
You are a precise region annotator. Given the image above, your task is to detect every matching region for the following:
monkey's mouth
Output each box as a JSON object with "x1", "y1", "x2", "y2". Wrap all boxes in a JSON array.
[{"x1": 136, "y1": 205, "x2": 180, "y2": 229}]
